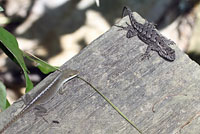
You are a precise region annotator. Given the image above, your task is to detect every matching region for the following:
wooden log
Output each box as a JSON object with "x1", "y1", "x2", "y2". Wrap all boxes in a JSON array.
[{"x1": 0, "y1": 12, "x2": 200, "y2": 134}]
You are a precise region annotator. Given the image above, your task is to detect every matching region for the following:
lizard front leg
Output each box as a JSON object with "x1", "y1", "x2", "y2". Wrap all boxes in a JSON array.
[
  {"x1": 13, "y1": 94, "x2": 33, "y2": 109},
  {"x1": 115, "y1": 22, "x2": 138, "y2": 38}
]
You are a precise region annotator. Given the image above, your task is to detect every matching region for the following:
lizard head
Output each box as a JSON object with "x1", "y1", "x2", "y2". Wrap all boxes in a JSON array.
[
  {"x1": 67, "y1": 69, "x2": 79, "y2": 77},
  {"x1": 158, "y1": 47, "x2": 175, "y2": 61},
  {"x1": 60, "y1": 69, "x2": 79, "y2": 79}
]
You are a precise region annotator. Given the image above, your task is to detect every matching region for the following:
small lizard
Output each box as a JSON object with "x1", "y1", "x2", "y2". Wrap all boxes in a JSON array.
[
  {"x1": 115, "y1": 6, "x2": 176, "y2": 61},
  {"x1": 0, "y1": 68, "x2": 143, "y2": 134},
  {"x1": 0, "y1": 69, "x2": 79, "y2": 134}
]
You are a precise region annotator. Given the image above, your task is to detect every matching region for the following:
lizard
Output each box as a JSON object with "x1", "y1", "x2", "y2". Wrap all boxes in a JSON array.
[
  {"x1": 0, "y1": 69, "x2": 79, "y2": 134},
  {"x1": 0, "y1": 68, "x2": 144, "y2": 134},
  {"x1": 115, "y1": 6, "x2": 176, "y2": 61},
  {"x1": 0, "y1": 68, "x2": 143, "y2": 134}
]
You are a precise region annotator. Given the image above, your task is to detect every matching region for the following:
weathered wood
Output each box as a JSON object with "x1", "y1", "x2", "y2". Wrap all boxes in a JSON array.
[{"x1": 1, "y1": 12, "x2": 200, "y2": 134}]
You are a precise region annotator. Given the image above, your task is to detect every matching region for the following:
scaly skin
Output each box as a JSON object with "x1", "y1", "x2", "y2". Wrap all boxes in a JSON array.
[
  {"x1": 0, "y1": 69, "x2": 79, "y2": 134},
  {"x1": 116, "y1": 6, "x2": 175, "y2": 61}
]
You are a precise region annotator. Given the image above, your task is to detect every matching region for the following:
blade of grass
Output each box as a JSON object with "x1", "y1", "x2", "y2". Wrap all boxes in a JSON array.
[
  {"x1": 0, "y1": 27, "x2": 33, "y2": 92},
  {"x1": 0, "y1": 6, "x2": 4, "y2": 12},
  {"x1": 0, "y1": 81, "x2": 7, "y2": 111},
  {"x1": 23, "y1": 51, "x2": 59, "y2": 74},
  {"x1": 77, "y1": 76, "x2": 142, "y2": 134}
]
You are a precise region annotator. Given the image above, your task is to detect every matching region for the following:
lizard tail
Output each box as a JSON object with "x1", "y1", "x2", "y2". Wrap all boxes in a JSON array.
[{"x1": 0, "y1": 111, "x2": 23, "y2": 134}]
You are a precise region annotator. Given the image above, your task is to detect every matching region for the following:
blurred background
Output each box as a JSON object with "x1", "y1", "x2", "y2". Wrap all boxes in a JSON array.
[{"x1": 0, "y1": 0, "x2": 200, "y2": 103}]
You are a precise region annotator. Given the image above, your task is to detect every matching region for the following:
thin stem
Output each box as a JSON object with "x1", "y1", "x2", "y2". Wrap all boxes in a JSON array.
[{"x1": 77, "y1": 76, "x2": 142, "y2": 134}]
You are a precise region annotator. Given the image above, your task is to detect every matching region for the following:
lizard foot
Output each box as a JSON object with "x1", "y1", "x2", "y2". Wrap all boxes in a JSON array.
[
  {"x1": 31, "y1": 105, "x2": 49, "y2": 125},
  {"x1": 13, "y1": 94, "x2": 33, "y2": 109},
  {"x1": 115, "y1": 22, "x2": 137, "y2": 38},
  {"x1": 140, "y1": 53, "x2": 151, "y2": 61},
  {"x1": 114, "y1": 22, "x2": 132, "y2": 31}
]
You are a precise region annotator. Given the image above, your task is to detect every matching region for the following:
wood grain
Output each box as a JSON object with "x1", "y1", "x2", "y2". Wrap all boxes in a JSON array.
[{"x1": 0, "y1": 12, "x2": 200, "y2": 134}]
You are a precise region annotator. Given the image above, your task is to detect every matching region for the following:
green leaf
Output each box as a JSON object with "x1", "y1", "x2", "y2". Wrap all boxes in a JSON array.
[
  {"x1": 6, "y1": 99, "x2": 10, "y2": 108},
  {"x1": 23, "y1": 51, "x2": 59, "y2": 74},
  {"x1": 0, "y1": 27, "x2": 33, "y2": 92},
  {"x1": 0, "y1": 81, "x2": 7, "y2": 111},
  {"x1": 24, "y1": 71, "x2": 33, "y2": 93},
  {"x1": 0, "y1": 6, "x2": 4, "y2": 12}
]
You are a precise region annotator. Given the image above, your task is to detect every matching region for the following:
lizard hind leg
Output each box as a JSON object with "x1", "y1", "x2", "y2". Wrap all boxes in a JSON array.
[
  {"x1": 34, "y1": 105, "x2": 47, "y2": 116},
  {"x1": 32, "y1": 105, "x2": 49, "y2": 124},
  {"x1": 140, "y1": 45, "x2": 152, "y2": 61}
]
